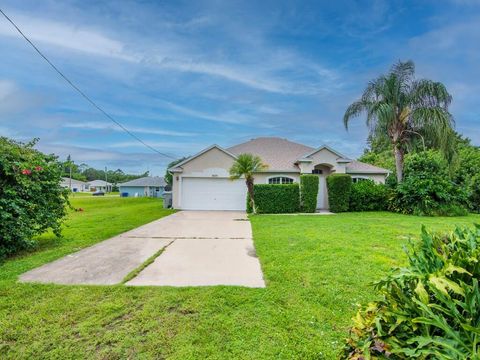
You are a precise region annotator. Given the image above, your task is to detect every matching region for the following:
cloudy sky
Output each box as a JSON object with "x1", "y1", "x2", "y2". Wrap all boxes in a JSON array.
[{"x1": 0, "y1": 0, "x2": 479, "y2": 175}]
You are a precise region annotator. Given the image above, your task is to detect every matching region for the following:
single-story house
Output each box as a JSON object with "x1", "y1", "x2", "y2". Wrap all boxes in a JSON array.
[
  {"x1": 118, "y1": 176, "x2": 166, "y2": 198},
  {"x1": 88, "y1": 180, "x2": 113, "y2": 192},
  {"x1": 169, "y1": 137, "x2": 390, "y2": 211},
  {"x1": 61, "y1": 177, "x2": 89, "y2": 192}
]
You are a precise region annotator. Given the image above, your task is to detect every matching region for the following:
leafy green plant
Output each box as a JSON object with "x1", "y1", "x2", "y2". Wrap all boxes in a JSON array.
[
  {"x1": 247, "y1": 184, "x2": 300, "y2": 214},
  {"x1": 326, "y1": 174, "x2": 352, "y2": 212},
  {"x1": 349, "y1": 180, "x2": 389, "y2": 212},
  {"x1": 390, "y1": 151, "x2": 468, "y2": 216},
  {"x1": 0, "y1": 137, "x2": 69, "y2": 259},
  {"x1": 469, "y1": 175, "x2": 480, "y2": 213},
  {"x1": 342, "y1": 225, "x2": 480, "y2": 359},
  {"x1": 300, "y1": 175, "x2": 319, "y2": 213},
  {"x1": 230, "y1": 153, "x2": 268, "y2": 214}
]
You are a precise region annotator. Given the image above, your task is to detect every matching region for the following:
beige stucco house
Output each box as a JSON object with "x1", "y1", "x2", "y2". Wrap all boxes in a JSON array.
[{"x1": 169, "y1": 137, "x2": 389, "y2": 211}]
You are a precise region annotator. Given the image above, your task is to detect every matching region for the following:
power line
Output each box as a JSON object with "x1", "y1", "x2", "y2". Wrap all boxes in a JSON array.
[{"x1": 0, "y1": 8, "x2": 176, "y2": 160}]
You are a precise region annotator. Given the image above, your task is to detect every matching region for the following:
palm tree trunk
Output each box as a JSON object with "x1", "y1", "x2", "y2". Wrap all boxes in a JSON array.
[
  {"x1": 246, "y1": 178, "x2": 255, "y2": 213},
  {"x1": 394, "y1": 145, "x2": 404, "y2": 183}
]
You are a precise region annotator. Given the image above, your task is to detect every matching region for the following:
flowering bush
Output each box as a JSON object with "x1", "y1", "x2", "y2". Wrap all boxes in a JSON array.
[{"x1": 0, "y1": 137, "x2": 69, "y2": 259}]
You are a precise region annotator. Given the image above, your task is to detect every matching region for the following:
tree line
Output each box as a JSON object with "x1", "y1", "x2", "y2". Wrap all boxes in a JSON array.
[{"x1": 61, "y1": 155, "x2": 149, "y2": 184}]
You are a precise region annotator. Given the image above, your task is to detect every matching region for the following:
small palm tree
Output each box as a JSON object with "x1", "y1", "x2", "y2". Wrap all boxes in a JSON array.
[
  {"x1": 343, "y1": 60, "x2": 454, "y2": 182},
  {"x1": 229, "y1": 153, "x2": 267, "y2": 213}
]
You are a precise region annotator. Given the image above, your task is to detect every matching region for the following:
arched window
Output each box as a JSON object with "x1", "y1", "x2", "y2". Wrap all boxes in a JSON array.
[{"x1": 268, "y1": 176, "x2": 294, "y2": 184}]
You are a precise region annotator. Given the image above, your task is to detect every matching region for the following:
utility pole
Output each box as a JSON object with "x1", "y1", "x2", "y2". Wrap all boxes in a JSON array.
[
  {"x1": 69, "y1": 155, "x2": 72, "y2": 193},
  {"x1": 105, "y1": 166, "x2": 108, "y2": 193}
]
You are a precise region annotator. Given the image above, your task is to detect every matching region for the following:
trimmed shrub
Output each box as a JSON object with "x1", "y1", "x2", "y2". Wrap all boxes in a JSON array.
[
  {"x1": 326, "y1": 174, "x2": 352, "y2": 212},
  {"x1": 349, "y1": 180, "x2": 389, "y2": 211},
  {"x1": 391, "y1": 151, "x2": 468, "y2": 216},
  {"x1": 247, "y1": 184, "x2": 300, "y2": 214},
  {"x1": 300, "y1": 174, "x2": 319, "y2": 213},
  {"x1": 0, "y1": 137, "x2": 69, "y2": 259},
  {"x1": 342, "y1": 225, "x2": 480, "y2": 359}
]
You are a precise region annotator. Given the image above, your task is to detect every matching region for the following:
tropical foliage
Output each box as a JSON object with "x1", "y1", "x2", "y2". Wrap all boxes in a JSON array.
[
  {"x1": 0, "y1": 137, "x2": 69, "y2": 259},
  {"x1": 342, "y1": 225, "x2": 480, "y2": 360},
  {"x1": 229, "y1": 153, "x2": 267, "y2": 213},
  {"x1": 344, "y1": 60, "x2": 455, "y2": 182},
  {"x1": 390, "y1": 151, "x2": 468, "y2": 216}
]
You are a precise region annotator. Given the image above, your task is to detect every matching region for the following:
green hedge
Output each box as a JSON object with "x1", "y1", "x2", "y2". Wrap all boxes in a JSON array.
[
  {"x1": 326, "y1": 174, "x2": 352, "y2": 212},
  {"x1": 349, "y1": 180, "x2": 389, "y2": 211},
  {"x1": 300, "y1": 175, "x2": 319, "y2": 213},
  {"x1": 247, "y1": 184, "x2": 300, "y2": 214}
]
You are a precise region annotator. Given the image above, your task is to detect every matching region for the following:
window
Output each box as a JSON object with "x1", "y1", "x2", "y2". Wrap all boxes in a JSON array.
[
  {"x1": 311, "y1": 169, "x2": 323, "y2": 174},
  {"x1": 352, "y1": 177, "x2": 371, "y2": 184},
  {"x1": 268, "y1": 177, "x2": 294, "y2": 184}
]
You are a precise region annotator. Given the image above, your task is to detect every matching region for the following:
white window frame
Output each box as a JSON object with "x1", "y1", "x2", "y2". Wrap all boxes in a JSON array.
[
  {"x1": 266, "y1": 176, "x2": 296, "y2": 185},
  {"x1": 351, "y1": 176, "x2": 372, "y2": 184}
]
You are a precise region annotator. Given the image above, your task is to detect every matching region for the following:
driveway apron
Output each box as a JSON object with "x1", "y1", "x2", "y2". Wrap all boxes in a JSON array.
[{"x1": 20, "y1": 211, "x2": 265, "y2": 288}]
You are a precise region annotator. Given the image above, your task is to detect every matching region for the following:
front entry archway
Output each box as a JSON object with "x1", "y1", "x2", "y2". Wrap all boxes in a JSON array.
[{"x1": 312, "y1": 164, "x2": 333, "y2": 209}]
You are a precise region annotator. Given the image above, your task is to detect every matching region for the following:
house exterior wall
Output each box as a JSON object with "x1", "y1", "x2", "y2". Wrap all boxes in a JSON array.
[
  {"x1": 172, "y1": 147, "x2": 237, "y2": 208},
  {"x1": 120, "y1": 186, "x2": 165, "y2": 197},
  {"x1": 297, "y1": 148, "x2": 347, "y2": 174}
]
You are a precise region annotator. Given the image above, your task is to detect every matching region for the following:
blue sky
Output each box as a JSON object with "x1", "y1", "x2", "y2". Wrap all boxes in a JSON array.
[{"x1": 0, "y1": 0, "x2": 479, "y2": 175}]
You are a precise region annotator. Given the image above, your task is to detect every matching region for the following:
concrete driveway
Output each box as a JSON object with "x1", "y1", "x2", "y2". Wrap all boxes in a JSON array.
[{"x1": 20, "y1": 211, "x2": 265, "y2": 288}]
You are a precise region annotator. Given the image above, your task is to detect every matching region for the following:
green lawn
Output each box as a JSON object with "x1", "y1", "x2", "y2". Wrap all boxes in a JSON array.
[{"x1": 0, "y1": 199, "x2": 479, "y2": 359}]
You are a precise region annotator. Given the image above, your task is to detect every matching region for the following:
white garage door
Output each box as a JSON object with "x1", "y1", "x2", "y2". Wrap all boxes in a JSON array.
[{"x1": 181, "y1": 177, "x2": 247, "y2": 211}]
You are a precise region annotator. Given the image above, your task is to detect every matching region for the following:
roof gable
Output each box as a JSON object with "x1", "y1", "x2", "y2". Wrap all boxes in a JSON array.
[
  {"x1": 169, "y1": 144, "x2": 237, "y2": 172},
  {"x1": 300, "y1": 144, "x2": 349, "y2": 161}
]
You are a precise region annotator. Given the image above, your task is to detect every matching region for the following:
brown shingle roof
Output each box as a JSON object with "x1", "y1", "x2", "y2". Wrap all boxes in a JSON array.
[{"x1": 227, "y1": 137, "x2": 315, "y2": 171}]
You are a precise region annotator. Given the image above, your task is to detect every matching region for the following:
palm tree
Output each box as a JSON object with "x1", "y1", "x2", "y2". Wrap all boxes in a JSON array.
[
  {"x1": 229, "y1": 153, "x2": 267, "y2": 213},
  {"x1": 343, "y1": 60, "x2": 454, "y2": 182}
]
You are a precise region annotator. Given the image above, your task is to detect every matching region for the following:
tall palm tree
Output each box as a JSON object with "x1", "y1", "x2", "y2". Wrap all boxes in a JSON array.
[
  {"x1": 229, "y1": 153, "x2": 267, "y2": 213},
  {"x1": 343, "y1": 60, "x2": 454, "y2": 182}
]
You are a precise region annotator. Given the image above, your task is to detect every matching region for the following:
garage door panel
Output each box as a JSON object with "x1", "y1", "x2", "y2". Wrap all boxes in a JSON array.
[{"x1": 181, "y1": 178, "x2": 246, "y2": 211}]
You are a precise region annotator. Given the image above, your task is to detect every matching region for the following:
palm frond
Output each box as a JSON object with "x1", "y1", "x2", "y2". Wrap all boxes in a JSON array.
[{"x1": 343, "y1": 100, "x2": 367, "y2": 129}]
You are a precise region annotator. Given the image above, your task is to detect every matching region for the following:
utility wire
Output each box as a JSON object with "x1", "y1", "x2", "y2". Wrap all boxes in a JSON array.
[{"x1": 0, "y1": 8, "x2": 176, "y2": 160}]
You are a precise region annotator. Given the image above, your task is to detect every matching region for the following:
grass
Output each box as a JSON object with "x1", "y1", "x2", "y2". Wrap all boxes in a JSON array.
[{"x1": 0, "y1": 200, "x2": 479, "y2": 359}]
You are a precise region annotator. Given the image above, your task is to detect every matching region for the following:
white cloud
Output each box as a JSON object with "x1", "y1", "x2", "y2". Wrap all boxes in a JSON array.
[
  {"x1": 0, "y1": 11, "x2": 137, "y2": 61},
  {"x1": 0, "y1": 10, "x2": 338, "y2": 95},
  {"x1": 63, "y1": 121, "x2": 198, "y2": 137}
]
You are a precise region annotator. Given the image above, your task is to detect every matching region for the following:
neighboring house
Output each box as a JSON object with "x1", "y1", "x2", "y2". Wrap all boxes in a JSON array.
[
  {"x1": 88, "y1": 180, "x2": 113, "y2": 192},
  {"x1": 169, "y1": 137, "x2": 390, "y2": 211},
  {"x1": 61, "y1": 177, "x2": 89, "y2": 192},
  {"x1": 118, "y1": 176, "x2": 166, "y2": 198}
]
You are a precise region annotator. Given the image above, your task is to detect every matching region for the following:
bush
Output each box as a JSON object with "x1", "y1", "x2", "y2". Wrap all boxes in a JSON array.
[
  {"x1": 342, "y1": 225, "x2": 480, "y2": 359},
  {"x1": 326, "y1": 174, "x2": 352, "y2": 212},
  {"x1": 391, "y1": 151, "x2": 468, "y2": 216},
  {"x1": 300, "y1": 175, "x2": 319, "y2": 213},
  {"x1": 469, "y1": 175, "x2": 480, "y2": 213},
  {"x1": 247, "y1": 184, "x2": 300, "y2": 214},
  {"x1": 0, "y1": 137, "x2": 69, "y2": 259},
  {"x1": 349, "y1": 180, "x2": 389, "y2": 211}
]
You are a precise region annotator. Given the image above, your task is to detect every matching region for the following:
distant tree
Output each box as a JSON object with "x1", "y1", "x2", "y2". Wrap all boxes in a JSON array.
[
  {"x1": 343, "y1": 60, "x2": 455, "y2": 182},
  {"x1": 164, "y1": 157, "x2": 187, "y2": 185},
  {"x1": 229, "y1": 153, "x2": 268, "y2": 214}
]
